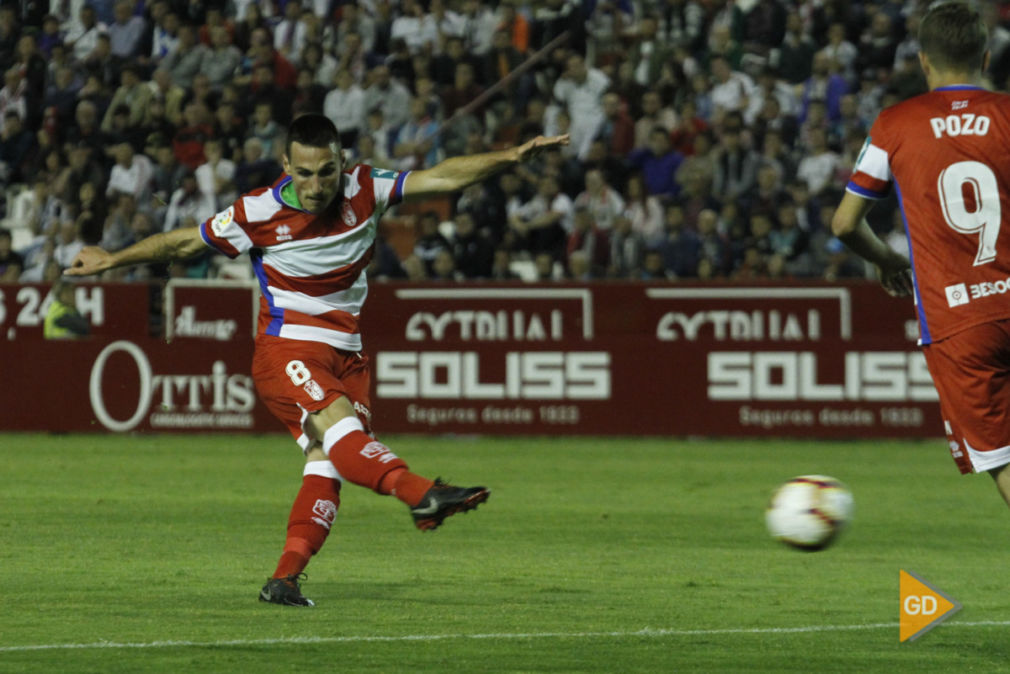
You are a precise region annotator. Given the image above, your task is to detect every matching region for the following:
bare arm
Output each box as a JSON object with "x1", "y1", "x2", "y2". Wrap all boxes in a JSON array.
[
  {"x1": 403, "y1": 134, "x2": 569, "y2": 198},
  {"x1": 831, "y1": 191, "x2": 913, "y2": 297},
  {"x1": 65, "y1": 226, "x2": 208, "y2": 276}
]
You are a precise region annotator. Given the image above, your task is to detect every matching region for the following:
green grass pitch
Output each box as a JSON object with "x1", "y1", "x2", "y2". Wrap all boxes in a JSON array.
[{"x1": 1, "y1": 433, "x2": 1007, "y2": 672}]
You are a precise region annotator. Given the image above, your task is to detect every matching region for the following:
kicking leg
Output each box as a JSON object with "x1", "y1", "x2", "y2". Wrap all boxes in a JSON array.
[{"x1": 308, "y1": 396, "x2": 490, "y2": 530}]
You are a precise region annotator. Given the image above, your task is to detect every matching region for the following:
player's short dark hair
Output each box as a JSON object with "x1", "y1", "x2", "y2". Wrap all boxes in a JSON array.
[
  {"x1": 919, "y1": 2, "x2": 987, "y2": 73},
  {"x1": 285, "y1": 114, "x2": 341, "y2": 157}
]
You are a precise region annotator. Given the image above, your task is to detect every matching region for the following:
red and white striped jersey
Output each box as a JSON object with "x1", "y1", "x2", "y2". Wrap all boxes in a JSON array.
[
  {"x1": 200, "y1": 164, "x2": 408, "y2": 351},
  {"x1": 847, "y1": 86, "x2": 1010, "y2": 344}
]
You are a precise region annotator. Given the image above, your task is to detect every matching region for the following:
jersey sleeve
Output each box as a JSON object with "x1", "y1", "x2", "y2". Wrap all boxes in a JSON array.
[
  {"x1": 368, "y1": 166, "x2": 409, "y2": 211},
  {"x1": 846, "y1": 119, "x2": 893, "y2": 200},
  {"x1": 199, "y1": 201, "x2": 254, "y2": 259}
]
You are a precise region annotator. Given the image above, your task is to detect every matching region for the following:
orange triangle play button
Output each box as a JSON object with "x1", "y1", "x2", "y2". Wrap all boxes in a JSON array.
[{"x1": 900, "y1": 570, "x2": 962, "y2": 642}]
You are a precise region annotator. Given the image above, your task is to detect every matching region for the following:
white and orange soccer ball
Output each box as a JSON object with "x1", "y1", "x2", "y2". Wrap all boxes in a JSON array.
[{"x1": 765, "y1": 475, "x2": 853, "y2": 551}]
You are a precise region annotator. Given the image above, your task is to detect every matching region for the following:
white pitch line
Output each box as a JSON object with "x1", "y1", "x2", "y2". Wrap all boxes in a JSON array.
[{"x1": 2, "y1": 621, "x2": 1010, "y2": 653}]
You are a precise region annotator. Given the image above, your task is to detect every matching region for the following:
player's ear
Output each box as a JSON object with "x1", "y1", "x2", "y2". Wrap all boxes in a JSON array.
[
  {"x1": 982, "y1": 49, "x2": 991, "y2": 74},
  {"x1": 917, "y1": 51, "x2": 930, "y2": 78}
]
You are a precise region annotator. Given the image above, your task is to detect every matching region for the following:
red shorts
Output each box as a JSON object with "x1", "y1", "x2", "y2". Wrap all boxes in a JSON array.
[
  {"x1": 922, "y1": 319, "x2": 1010, "y2": 474},
  {"x1": 252, "y1": 335, "x2": 373, "y2": 452}
]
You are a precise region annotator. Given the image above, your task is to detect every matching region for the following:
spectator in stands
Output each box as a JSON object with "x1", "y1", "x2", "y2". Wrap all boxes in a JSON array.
[
  {"x1": 696, "y1": 207, "x2": 730, "y2": 276},
  {"x1": 796, "y1": 127, "x2": 841, "y2": 196},
  {"x1": 553, "y1": 52, "x2": 609, "y2": 160},
  {"x1": 627, "y1": 14, "x2": 674, "y2": 88},
  {"x1": 712, "y1": 123, "x2": 759, "y2": 203},
  {"x1": 45, "y1": 66, "x2": 83, "y2": 134},
  {"x1": 172, "y1": 101, "x2": 213, "y2": 170},
  {"x1": 639, "y1": 248, "x2": 673, "y2": 280},
  {"x1": 65, "y1": 5, "x2": 108, "y2": 64},
  {"x1": 441, "y1": 61, "x2": 484, "y2": 119},
  {"x1": 412, "y1": 211, "x2": 451, "y2": 277},
  {"x1": 598, "y1": 92, "x2": 635, "y2": 157},
  {"x1": 212, "y1": 100, "x2": 246, "y2": 160},
  {"x1": 459, "y1": 0, "x2": 498, "y2": 56},
  {"x1": 301, "y1": 41, "x2": 337, "y2": 88},
  {"x1": 489, "y1": 247, "x2": 519, "y2": 280},
  {"x1": 0, "y1": 66, "x2": 26, "y2": 124},
  {"x1": 709, "y1": 54, "x2": 755, "y2": 121},
  {"x1": 201, "y1": 25, "x2": 243, "y2": 92},
  {"x1": 448, "y1": 211, "x2": 495, "y2": 279},
  {"x1": 800, "y1": 51, "x2": 849, "y2": 123},
  {"x1": 0, "y1": 109, "x2": 31, "y2": 183},
  {"x1": 333, "y1": 3, "x2": 376, "y2": 56},
  {"x1": 0, "y1": 227, "x2": 24, "y2": 281},
  {"x1": 627, "y1": 126, "x2": 684, "y2": 199},
  {"x1": 147, "y1": 135, "x2": 184, "y2": 212},
  {"x1": 234, "y1": 136, "x2": 281, "y2": 194},
  {"x1": 145, "y1": 2, "x2": 179, "y2": 63},
  {"x1": 775, "y1": 11, "x2": 816, "y2": 84},
  {"x1": 607, "y1": 215, "x2": 645, "y2": 279},
  {"x1": 274, "y1": 0, "x2": 309, "y2": 65},
  {"x1": 509, "y1": 174, "x2": 572, "y2": 258},
  {"x1": 53, "y1": 219, "x2": 85, "y2": 269},
  {"x1": 101, "y1": 65, "x2": 153, "y2": 136},
  {"x1": 771, "y1": 199, "x2": 811, "y2": 275},
  {"x1": 163, "y1": 23, "x2": 208, "y2": 90},
  {"x1": 857, "y1": 10, "x2": 899, "y2": 78},
  {"x1": 565, "y1": 206, "x2": 609, "y2": 278},
  {"x1": 363, "y1": 64, "x2": 411, "y2": 131},
  {"x1": 232, "y1": 2, "x2": 267, "y2": 53},
  {"x1": 574, "y1": 167, "x2": 625, "y2": 232},
  {"x1": 105, "y1": 140, "x2": 154, "y2": 204},
  {"x1": 392, "y1": 96, "x2": 440, "y2": 171},
  {"x1": 623, "y1": 172, "x2": 664, "y2": 246},
  {"x1": 100, "y1": 192, "x2": 138, "y2": 252},
  {"x1": 248, "y1": 100, "x2": 283, "y2": 161},
  {"x1": 55, "y1": 142, "x2": 105, "y2": 207},
  {"x1": 163, "y1": 170, "x2": 215, "y2": 233},
  {"x1": 657, "y1": 201, "x2": 700, "y2": 278},
  {"x1": 481, "y1": 29, "x2": 528, "y2": 111},
  {"x1": 195, "y1": 138, "x2": 237, "y2": 210},
  {"x1": 108, "y1": 0, "x2": 146, "y2": 61},
  {"x1": 290, "y1": 69, "x2": 327, "y2": 120},
  {"x1": 633, "y1": 90, "x2": 677, "y2": 150},
  {"x1": 822, "y1": 22, "x2": 858, "y2": 83}
]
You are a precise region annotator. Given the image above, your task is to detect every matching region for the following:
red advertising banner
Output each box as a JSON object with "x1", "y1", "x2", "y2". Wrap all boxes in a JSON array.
[
  {"x1": 0, "y1": 281, "x2": 941, "y2": 438},
  {"x1": 0, "y1": 283, "x2": 149, "y2": 341},
  {"x1": 360, "y1": 283, "x2": 939, "y2": 438}
]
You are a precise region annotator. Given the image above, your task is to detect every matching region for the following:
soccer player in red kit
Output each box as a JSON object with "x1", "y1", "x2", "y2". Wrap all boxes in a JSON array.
[
  {"x1": 67, "y1": 114, "x2": 569, "y2": 606},
  {"x1": 833, "y1": 2, "x2": 1010, "y2": 508}
]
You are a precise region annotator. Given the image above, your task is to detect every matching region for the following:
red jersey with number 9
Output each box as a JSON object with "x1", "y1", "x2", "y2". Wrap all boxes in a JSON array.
[{"x1": 847, "y1": 85, "x2": 1010, "y2": 344}]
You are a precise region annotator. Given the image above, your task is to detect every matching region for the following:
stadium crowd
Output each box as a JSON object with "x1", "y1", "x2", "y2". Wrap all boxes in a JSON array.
[{"x1": 1, "y1": 0, "x2": 1010, "y2": 284}]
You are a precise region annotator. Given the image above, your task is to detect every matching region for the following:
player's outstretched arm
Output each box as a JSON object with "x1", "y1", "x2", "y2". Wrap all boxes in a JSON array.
[
  {"x1": 402, "y1": 134, "x2": 570, "y2": 198},
  {"x1": 831, "y1": 192, "x2": 912, "y2": 297},
  {"x1": 65, "y1": 226, "x2": 207, "y2": 276}
]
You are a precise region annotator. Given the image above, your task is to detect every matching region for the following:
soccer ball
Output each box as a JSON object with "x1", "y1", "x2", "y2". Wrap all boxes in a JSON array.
[{"x1": 765, "y1": 475, "x2": 853, "y2": 551}]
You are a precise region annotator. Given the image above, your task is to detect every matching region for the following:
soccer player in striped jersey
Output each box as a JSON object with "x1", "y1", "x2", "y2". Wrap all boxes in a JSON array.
[
  {"x1": 68, "y1": 114, "x2": 568, "y2": 606},
  {"x1": 832, "y1": 2, "x2": 1010, "y2": 509}
]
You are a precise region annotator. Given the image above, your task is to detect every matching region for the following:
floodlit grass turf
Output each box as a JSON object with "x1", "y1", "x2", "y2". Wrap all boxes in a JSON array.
[{"x1": 0, "y1": 433, "x2": 1008, "y2": 673}]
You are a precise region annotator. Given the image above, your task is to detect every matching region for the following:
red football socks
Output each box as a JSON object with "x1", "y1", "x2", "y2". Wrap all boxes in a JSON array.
[
  {"x1": 272, "y1": 471, "x2": 341, "y2": 579},
  {"x1": 323, "y1": 417, "x2": 434, "y2": 505}
]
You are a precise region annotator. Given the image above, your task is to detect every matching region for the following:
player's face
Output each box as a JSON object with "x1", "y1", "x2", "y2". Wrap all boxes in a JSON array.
[{"x1": 283, "y1": 141, "x2": 344, "y2": 214}]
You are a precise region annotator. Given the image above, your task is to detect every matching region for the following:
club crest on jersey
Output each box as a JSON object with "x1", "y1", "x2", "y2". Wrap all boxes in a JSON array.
[
  {"x1": 303, "y1": 379, "x2": 325, "y2": 400},
  {"x1": 210, "y1": 206, "x2": 234, "y2": 236},
  {"x1": 341, "y1": 202, "x2": 358, "y2": 228},
  {"x1": 275, "y1": 224, "x2": 292, "y2": 242}
]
